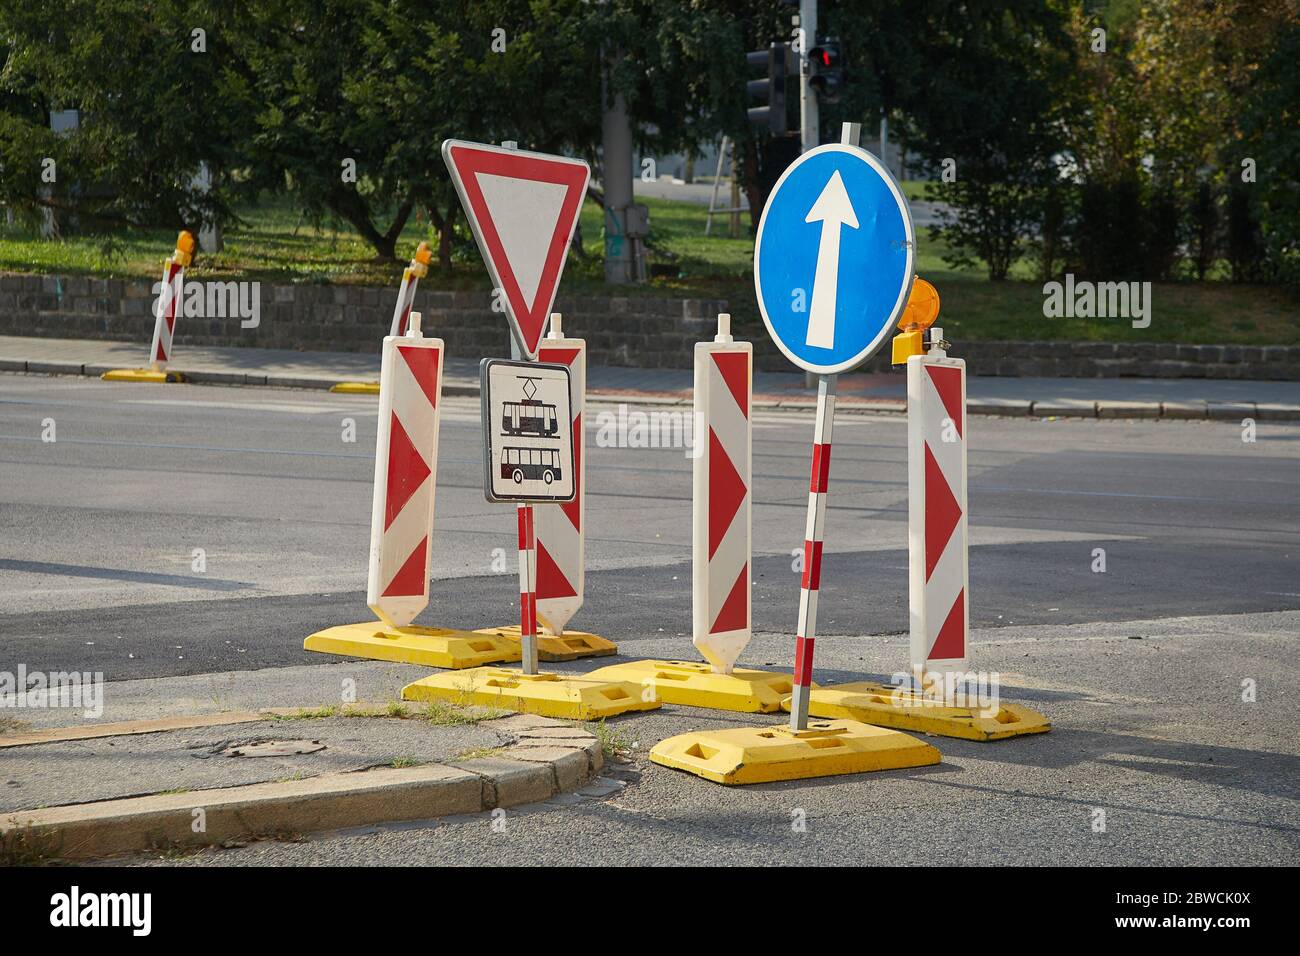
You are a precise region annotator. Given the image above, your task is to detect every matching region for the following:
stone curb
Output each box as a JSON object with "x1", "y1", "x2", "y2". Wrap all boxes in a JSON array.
[
  {"x1": 0, "y1": 711, "x2": 603, "y2": 861},
  {"x1": 2, "y1": 361, "x2": 1297, "y2": 420}
]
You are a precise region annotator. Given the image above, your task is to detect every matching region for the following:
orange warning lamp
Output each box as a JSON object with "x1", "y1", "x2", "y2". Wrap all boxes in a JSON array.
[
  {"x1": 410, "y1": 240, "x2": 432, "y2": 278},
  {"x1": 898, "y1": 277, "x2": 940, "y2": 332},
  {"x1": 174, "y1": 230, "x2": 196, "y2": 267},
  {"x1": 892, "y1": 277, "x2": 940, "y2": 364}
]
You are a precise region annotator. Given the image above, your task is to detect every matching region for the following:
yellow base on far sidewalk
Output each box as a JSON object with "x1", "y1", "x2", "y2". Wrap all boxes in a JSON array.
[
  {"x1": 304, "y1": 622, "x2": 520, "y2": 670},
  {"x1": 475, "y1": 624, "x2": 617, "y2": 661},
  {"x1": 584, "y1": 659, "x2": 807, "y2": 713},
  {"x1": 402, "y1": 667, "x2": 660, "y2": 720},
  {"x1": 650, "y1": 719, "x2": 941, "y2": 785},
  {"x1": 786, "y1": 681, "x2": 1052, "y2": 741},
  {"x1": 101, "y1": 368, "x2": 184, "y2": 384},
  {"x1": 329, "y1": 381, "x2": 380, "y2": 394}
]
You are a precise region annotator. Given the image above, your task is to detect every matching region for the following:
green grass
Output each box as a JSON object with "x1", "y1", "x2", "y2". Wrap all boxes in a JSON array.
[
  {"x1": 585, "y1": 719, "x2": 636, "y2": 759},
  {"x1": 3, "y1": 191, "x2": 1294, "y2": 344},
  {"x1": 0, "y1": 825, "x2": 61, "y2": 866}
]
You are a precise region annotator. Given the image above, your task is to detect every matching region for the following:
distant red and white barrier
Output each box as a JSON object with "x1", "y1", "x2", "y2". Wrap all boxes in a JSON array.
[
  {"x1": 389, "y1": 242, "x2": 433, "y2": 337},
  {"x1": 366, "y1": 313, "x2": 445, "y2": 628},
  {"x1": 907, "y1": 350, "x2": 969, "y2": 677},
  {"x1": 534, "y1": 318, "x2": 586, "y2": 636},
  {"x1": 147, "y1": 232, "x2": 195, "y2": 370},
  {"x1": 693, "y1": 313, "x2": 752, "y2": 674}
]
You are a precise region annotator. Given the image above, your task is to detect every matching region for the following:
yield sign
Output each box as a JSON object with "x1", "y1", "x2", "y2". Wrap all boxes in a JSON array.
[{"x1": 442, "y1": 140, "x2": 591, "y2": 360}]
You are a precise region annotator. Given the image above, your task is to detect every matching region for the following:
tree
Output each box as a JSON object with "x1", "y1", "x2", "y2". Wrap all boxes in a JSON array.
[
  {"x1": 0, "y1": 0, "x2": 252, "y2": 236},
  {"x1": 1237, "y1": 15, "x2": 1300, "y2": 283},
  {"x1": 896, "y1": 1, "x2": 1073, "y2": 280}
]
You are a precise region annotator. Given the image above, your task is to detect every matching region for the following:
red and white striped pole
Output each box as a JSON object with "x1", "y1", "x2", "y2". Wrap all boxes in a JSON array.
[
  {"x1": 517, "y1": 502, "x2": 539, "y2": 674},
  {"x1": 366, "y1": 312, "x2": 445, "y2": 628},
  {"x1": 514, "y1": 309, "x2": 580, "y2": 674},
  {"x1": 789, "y1": 373, "x2": 836, "y2": 729},
  {"x1": 147, "y1": 231, "x2": 195, "y2": 371},
  {"x1": 908, "y1": 328, "x2": 969, "y2": 684},
  {"x1": 534, "y1": 316, "x2": 586, "y2": 638},
  {"x1": 389, "y1": 242, "x2": 433, "y2": 337},
  {"x1": 693, "y1": 313, "x2": 753, "y2": 673}
]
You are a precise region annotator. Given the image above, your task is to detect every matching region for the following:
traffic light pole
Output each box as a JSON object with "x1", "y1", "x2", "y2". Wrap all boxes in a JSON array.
[
  {"x1": 800, "y1": 0, "x2": 819, "y2": 389},
  {"x1": 799, "y1": 0, "x2": 818, "y2": 157}
]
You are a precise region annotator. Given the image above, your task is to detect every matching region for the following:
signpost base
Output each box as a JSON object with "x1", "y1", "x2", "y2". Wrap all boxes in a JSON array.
[
  {"x1": 401, "y1": 667, "x2": 660, "y2": 721},
  {"x1": 475, "y1": 624, "x2": 617, "y2": 661},
  {"x1": 586, "y1": 659, "x2": 808, "y2": 713},
  {"x1": 650, "y1": 718, "x2": 939, "y2": 785},
  {"x1": 329, "y1": 381, "x2": 380, "y2": 394},
  {"x1": 304, "y1": 622, "x2": 520, "y2": 670},
  {"x1": 784, "y1": 682, "x2": 1052, "y2": 741},
  {"x1": 101, "y1": 369, "x2": 184, "y2": 384}
]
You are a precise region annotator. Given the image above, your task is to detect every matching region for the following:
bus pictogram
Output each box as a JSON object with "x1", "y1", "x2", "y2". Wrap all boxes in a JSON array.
[{"x1": 501, "y1": 446, "x2": 563, "y2": 485}]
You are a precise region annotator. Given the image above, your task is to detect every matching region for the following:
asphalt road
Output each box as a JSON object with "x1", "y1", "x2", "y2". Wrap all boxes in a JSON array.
[{"x1": 2, "y1": 373, "x2": 1298, "y2": 865}]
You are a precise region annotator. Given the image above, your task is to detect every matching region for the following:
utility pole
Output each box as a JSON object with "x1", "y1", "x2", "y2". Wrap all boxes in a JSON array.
[
  {"x1": 601, "y1": 53, "x2": 635, "y2": 285},
  {"x1": 880, "y1": 112, "x2": 890, "y2": 178}
]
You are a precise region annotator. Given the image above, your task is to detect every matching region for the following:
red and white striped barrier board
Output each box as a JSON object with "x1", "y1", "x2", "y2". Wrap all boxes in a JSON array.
[
  {"x1": 907, "y1": 353, "x2": 969, "y2": 676},
  {"x1": 366, "y1": 319, "x2": 445, "y2": 628},
  {"x1": 534, "y1": 322, "x2": 586, "y2": 636},
  {"x1": 693, "y1": 314, "x2": 752, "y2": 674},
  {"x1": 789, "y1": 375, "x2": 837, "y2": 724},
  {"x1": 148, "y1": 259, "x2": 184, "y2": 370}
]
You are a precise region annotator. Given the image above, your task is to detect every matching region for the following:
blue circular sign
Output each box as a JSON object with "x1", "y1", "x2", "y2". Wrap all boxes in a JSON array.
[{"x1": 754, "y1": 143, "x2": 915, "y2": 375}]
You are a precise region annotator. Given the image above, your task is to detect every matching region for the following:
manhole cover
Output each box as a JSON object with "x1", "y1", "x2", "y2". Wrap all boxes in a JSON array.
[{"x1": 222, "y1": 739, "x2": 326, "y2": 758}]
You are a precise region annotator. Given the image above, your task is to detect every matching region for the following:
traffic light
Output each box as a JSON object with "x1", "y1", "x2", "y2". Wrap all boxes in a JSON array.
[
  {"x1": 808, "y1": 38, "x2": 844, "y2": 103},
  {"x1": 746, "y1": 42, "x2": 792, "y2": 136}
]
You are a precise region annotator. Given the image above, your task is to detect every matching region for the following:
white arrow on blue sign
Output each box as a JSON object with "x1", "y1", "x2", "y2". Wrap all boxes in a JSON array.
[{"x1": 754, "y1": 143, "x2": 915, "y2": 375}]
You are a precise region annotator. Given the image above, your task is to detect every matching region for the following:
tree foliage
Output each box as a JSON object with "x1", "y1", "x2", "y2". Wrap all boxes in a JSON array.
[{"x1": 1, "y1": 0, "x2": 1296, "y2": 283}]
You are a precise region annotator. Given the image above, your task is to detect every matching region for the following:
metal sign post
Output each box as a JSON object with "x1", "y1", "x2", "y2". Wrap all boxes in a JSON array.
[
  {"x1": 789, "y1": 371, "x2": 835, "y2": 729},
  {"x1": 752, "y1": 121, "x2": 915, "y2": 731},
  {"x1": 646, "y1": 124, "x2": 945, "y2": 786},
  {"x1": 480, "y1": 357, "x2": 574, "y2": 675},
  {"x1": 517, "y1": 501, "x2": 538, "y2": 674},
  {"x1": 398, "y1": 140, "x2": 658, "y2": 718}
]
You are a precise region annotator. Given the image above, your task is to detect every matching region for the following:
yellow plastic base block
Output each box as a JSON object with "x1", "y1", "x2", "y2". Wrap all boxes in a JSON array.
[
  {"x1": 401, "y1": 667, "x2": 660, "y2": 720},
  {"x1": 304, "y1": 622, "x2": 520, "y2": 670},
  {"x1": 329, "y1": 381, "x2": 380, "y2": 394},
  {"x1": 583, "y1": 659, "x2": 807, "y2": 713},
  {"x1": 101, "y1": 368, "x2": 184, "y2": 384},
  {"x1": 650, "y1": 718, "x2": 940, "y2": 785},
  {"x1": 475, "y1": 624, "x2": 617, "y2": 661},
  {"x1": 790, "y1": 682, "x2": 1052, "y2": 741}
]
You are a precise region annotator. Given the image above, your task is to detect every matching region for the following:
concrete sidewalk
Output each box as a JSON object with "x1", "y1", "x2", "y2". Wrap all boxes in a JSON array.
[
  {"x1": 2, "y1": 334, "x2": 1297, "y2": 419},
  {"x1": 0, "y1": 662, "x2": 607, "y2": 861}
]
